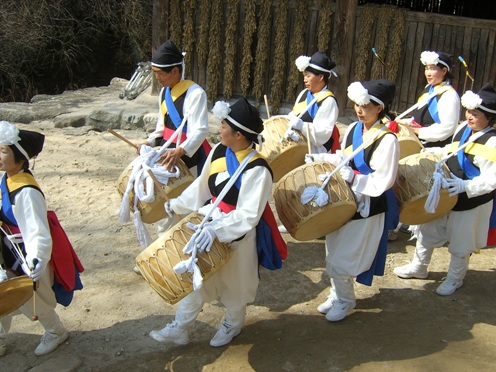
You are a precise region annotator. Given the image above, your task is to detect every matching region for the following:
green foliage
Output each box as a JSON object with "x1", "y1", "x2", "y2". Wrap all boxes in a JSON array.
[{"x1": 0, "y1": 0, "x2": 152, "y2": 102}]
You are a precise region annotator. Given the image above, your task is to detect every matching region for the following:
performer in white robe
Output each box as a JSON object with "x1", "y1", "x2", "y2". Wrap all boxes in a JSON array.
[
  {"x1": 288, "y1": 51, "x2": 340, "y2": 154},
  {"x1": 394, "y1": 83, "x2": 496, "y2": 296},
  {"x1": 408, "y1": 50, "x2": 460, "y2": 148},
  {"x1": 148, "y1": 97, "x2": 275, "y2": 348},
  {"x1": 307, "y1": 80, "x2": 399, "y2": 321},
  {"x1": 0, "y1": 122, "x2": 68, "y2": 357}
]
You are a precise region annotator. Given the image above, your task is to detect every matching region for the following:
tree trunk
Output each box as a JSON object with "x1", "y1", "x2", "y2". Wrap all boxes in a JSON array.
[
  {"x1": 151, "y1": 0, "x2": 169, "y2": 95},
  {"x1": 330, "y1": 0, "x2": 358, "y2": 115}
]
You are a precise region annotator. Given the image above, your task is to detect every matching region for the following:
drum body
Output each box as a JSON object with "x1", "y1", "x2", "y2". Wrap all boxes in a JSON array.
[
  {"x1": 117, "y1": 158, "x2": 193, "y2": 224},
  {"x1": 396, "y1": 121, "x2": 423, "y2": 159},
  {"x1": 135, "y1": 212, "x2": 231, "y2": 304},
  {"x1": 274, "y1": 161, "x2": 357, "y2": 241},
  {"x1": 0, "y1": 276, "x2": 33, "y2": 318},
  {"x1": 259, "y1": 115, "x2": 308, "y2": 182},
  {"x1": 393, "y1": 152, "x2": 458, "y2": 225}
]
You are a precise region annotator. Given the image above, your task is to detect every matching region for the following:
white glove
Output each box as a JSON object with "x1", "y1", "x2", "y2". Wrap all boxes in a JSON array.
[
  {"x1": 289, "y1": 117, "x2": 304, "y2": 131},
  {"x1": 25, "y1": 256, "x2": 47, "y2": 282},
  {"x1": 196, "y1": 224, "x2": 216, "y2": 253},
  {"x1": 305, "y1": 154, "x2": 315, "y2": 164},
  {"x1": 339, "y1": 166, "x2": 356, "y2": 184},
  {"x1": 0, "y1": 269, "x2": 8, "y2": 283},
  {"x1": 446, "y1": 173, "x2": 465, "y2": 196}
]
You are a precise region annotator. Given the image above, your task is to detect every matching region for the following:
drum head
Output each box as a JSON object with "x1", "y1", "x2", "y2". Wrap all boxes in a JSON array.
[{"x1": 0, "y1": 276, "x2": 33, "y2": 318}]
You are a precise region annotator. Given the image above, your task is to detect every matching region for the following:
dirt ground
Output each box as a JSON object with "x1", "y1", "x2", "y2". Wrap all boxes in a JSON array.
[{"x1": 2, "y1": 122, "x2": 496, "y2": 372}]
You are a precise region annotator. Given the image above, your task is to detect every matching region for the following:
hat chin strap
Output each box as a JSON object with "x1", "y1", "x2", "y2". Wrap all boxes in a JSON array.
[{"x1": 14, "y1": 142, "x2": 30, "y2": 161}]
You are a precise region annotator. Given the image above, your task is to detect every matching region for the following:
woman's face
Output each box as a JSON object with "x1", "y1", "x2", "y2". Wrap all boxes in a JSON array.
[
  {"x1": 424, "y1": 64, "x2": 447, "y2": 86},
  {"x1": 0, "y1": 145, "x2": 23, "y2": 176},
  {"x1": 303, "y1": 71, "x2": 325, "y2": 94},
  {"x1": 354, "y1": 102, "x2": 382, "y2": 126},
  {"x1": 466, "y1": 109, "x2": 490, "y2": 132},
  {"x1": 218, "y1": 121, "x2": 238, "y2": 148}
]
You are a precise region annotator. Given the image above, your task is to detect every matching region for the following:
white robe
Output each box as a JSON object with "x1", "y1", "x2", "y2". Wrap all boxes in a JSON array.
[
  {"x1": 288, "y1": 87, "x2": 339, "y2": 154},
  {"x1": 414, "y1": 124, "x2": 496, "y2": 256},
  {"x1": 321, "y1": 121, "x2": 399, "y2": 277},
  {"x1": 170, "y1": 144, "x2": 272, "y2": 321}
]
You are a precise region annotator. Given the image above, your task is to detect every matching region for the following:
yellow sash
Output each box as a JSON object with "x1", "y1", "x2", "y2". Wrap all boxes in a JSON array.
[
  {"x1": 0, "y1": 173, "x2": 40, "y2": 202},
  {"x1": 342, "y1": 125, "x2": 391, "y2": 155},
  {"x1": 210, "y1": 148, "x2": 264, "y2": 175},
  {"x1": 417, "y1": 82, "x2": 453, "y2": 103},
  {"x1": 292, "y1": 91, "x2": 334, "y2": 116},
  {"x1": 160, "y1": 80, "x2": 195, "y2": 117},
  {"x1": 448, "y1": 141, "x2": 496, "y2": 163}
]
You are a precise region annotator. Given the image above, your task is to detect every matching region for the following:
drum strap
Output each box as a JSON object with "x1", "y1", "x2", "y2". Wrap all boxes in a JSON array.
[
  {"x1": 292, "y1": 90, "x2": 333, "y2": 117},
  {"x1": 417, "y1": 83, "x2": 453, "y2": 124},
  {"x1": 160, "y1": 80, "x2": 195, "y2": 124}
]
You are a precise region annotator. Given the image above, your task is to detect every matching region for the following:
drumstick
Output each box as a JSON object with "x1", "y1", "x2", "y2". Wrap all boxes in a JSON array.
[
  {"x1": 264, "y1": 95, "x2": 271, "y2": 119},
  {"x1": 306, "y1": 123, "x2": 312, "y2": 154},
  {"x1": 32, "y1": 258, "x2": 38, "y2": 321},
  {"x1": 107, "y1": 129, "x2": 140, "y2": 150}
]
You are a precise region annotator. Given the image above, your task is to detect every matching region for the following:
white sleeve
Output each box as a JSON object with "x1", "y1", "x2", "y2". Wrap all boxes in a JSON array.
[
  {"x1": 351, "y1": 133, "x2": 400, "y2": 197},
  {"x1": 12, "y1": 188, "x2": 52, "y2": 263},
  {"x1": 465, "y1": 136, "x2": 496, "y2": 198},
  {"x1": 418, "y1": 89, "x2": 460, "y2": 143},
  {"x1": 180, "y1": 85, "x2": 209, "y2": 157}
]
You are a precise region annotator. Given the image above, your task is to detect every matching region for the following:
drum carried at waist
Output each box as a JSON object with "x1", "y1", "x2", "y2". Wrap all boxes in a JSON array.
[
  {"x1": 116, "y1": 157, "x2": 193, "y2": 224},
  {"x1": 393, "y1": 152, "x2": 458, "y2": 225},
  {"x1": 274, "y1": 161, "x2": 357, "y2": 241},
  {"x1": 259, "y1": 115, "x2": 308, "y2": 182},
  {"x1": 395, "y1": 120, "x2": 424, "y2": 160},
  {"x1": 0, "y1": 275, "x2": 33, "y2": 318},
  {"x1": 135, "y1": 212, "x2": 231, "y2": 304}
]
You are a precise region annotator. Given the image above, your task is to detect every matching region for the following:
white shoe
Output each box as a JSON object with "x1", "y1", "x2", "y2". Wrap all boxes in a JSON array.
[
  {"x1": 209, "y1": 321, "x2": 241, "y2": 347},
  {"x1": 317, "y1": 295, "x2": 337, "y2": 314},
  {"x1": 393, "y1": 263, "x2": 428, "y2": 279},
  {"x1": 149, "y1": 320, "x2": 189, "y2": 345},
  {"x1": 133, "y1": 266, "x2": 142, "y2": 275},
  {"x1": 325, "y1": 300, "x2": 356, "y2": 322},
  {"x1": 34, "y1": 330, "x2": 69, "y2": 356},
  {"x1": 388, "y1": 230, "x2": 398, "y2": 241},
  {"x1": 436, "y1": 277, "x2": 463, "y2": 296},
  {"x1": 278, "y1": 225, "x2": 288, "y2": 233},
  {"x1": 0, "y1": 338, "x2": 6, "y2": 357}
]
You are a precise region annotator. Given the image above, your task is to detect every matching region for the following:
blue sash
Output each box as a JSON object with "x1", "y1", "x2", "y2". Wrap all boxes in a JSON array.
[
  {"x1": 306, "y1": 91, "x2": 318, "y2": 119},
  {"x1": 351, "y1": 123, "x2": 393, "y2": 286},
  {"x1": 164, "y1": 87, "x2": 186, "y2": 132},
  {"x1": 456, "y1": 126, "x2": 481, "y2": 179},
  {"x1": 0, "y1": 174, "x2": 17, "y2": 225},
  {"x1": 427, "y1": 85, "x2": 441, "y2": 124},
  {"x1": 225, "y1": 148, "x2": 282, "y2": 270}
]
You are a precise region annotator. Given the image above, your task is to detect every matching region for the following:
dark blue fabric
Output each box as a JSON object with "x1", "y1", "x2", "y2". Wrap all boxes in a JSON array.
[
  {"x1": 164, "y1": 87, "x2": 185, "y2": 131},
  {"x1": 490, "y1": 194, "x2": 496, "y2": 228},
  {"x1": 457, "y1": 125, "x2": 480, "y2": 179},
  {"x1": 226, "y1": 147, "x2": 242, "y2": 189},
  {"x1": 52, "y1": 268, "x2": 83, "y2": 306},
  {"x1": 0, "y1": 174, "x2": 17, "y2": 226},
  {"x1": 351, "y1": 123, "x2": 390, "y2": 286},
  {"x1": 224, "y1": 150, "x2": 281, "y2": 270},
  {"x1": 427, "y1": 85, "x2": 441, "y2": 124},
  {"x1": 256, "y1": 218, "x2": 282, "y2": 270},
  {"x1": 306, "y1": 91, "x2": 318, "y2": 119}
]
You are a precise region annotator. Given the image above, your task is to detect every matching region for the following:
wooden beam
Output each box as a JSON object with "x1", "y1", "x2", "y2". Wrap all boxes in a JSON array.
[
  {"x1": 151, "y1": 0, "x2": 169, "y2": 95},
  {"x1": 330, "y1": 0, "x2": 358, "y2": 116}
]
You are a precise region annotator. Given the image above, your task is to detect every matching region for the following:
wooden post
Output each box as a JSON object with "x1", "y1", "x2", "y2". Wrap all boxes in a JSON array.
[
  {"x1": 151, "y1": 0, "x2": 170, "y2": 95},
  {"x1": 330, "y1": 0, "x2": 358, "y2": 116}
]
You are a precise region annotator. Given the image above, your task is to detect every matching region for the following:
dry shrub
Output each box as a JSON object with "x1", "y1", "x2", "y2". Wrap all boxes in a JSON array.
[
  {"x1": 169, "y1": 1, "x2": 183, "y2": 47},
  {"x1": 206, "y1": 0, "x2": 223, "y2": 101},
  {"x1": 183, "y1": 0, "x2": 196, "y2": 78},
  {"x1": 270, "y1": 1, "x2": 289, "y2": 113},
  {"x1": 253, "y1": 0, "x2": 272, "y2": 104},
  {"x1": 223, "y1": 0, "x2": 240, "y2": 99},
  {"x1": 0, "y1": 0, "x2": 152, "y2": 102},
  {"x1": 354, "y1": 5, "x2": 375, "y2": 80},
  {"x1": 240, "y1": 0, "x2": 257, "y2": 97},
  {"x1": 197, "y1": 0, "x2": 211, "y2": 66},
  {"x1": 317, "y1": 0, "x2": 333, "y2": 51}
]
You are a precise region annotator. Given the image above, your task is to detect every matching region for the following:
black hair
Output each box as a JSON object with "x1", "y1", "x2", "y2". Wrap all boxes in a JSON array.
[
  {"x1": 9, "y1": 145, "x2": 29, "y2": 170},
  {"x1": 370, "y1": 100, "x2": 391, "y2": 120},
  {"x1": 160, "y1": 64, "x2": 183, "y2": 74}
]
